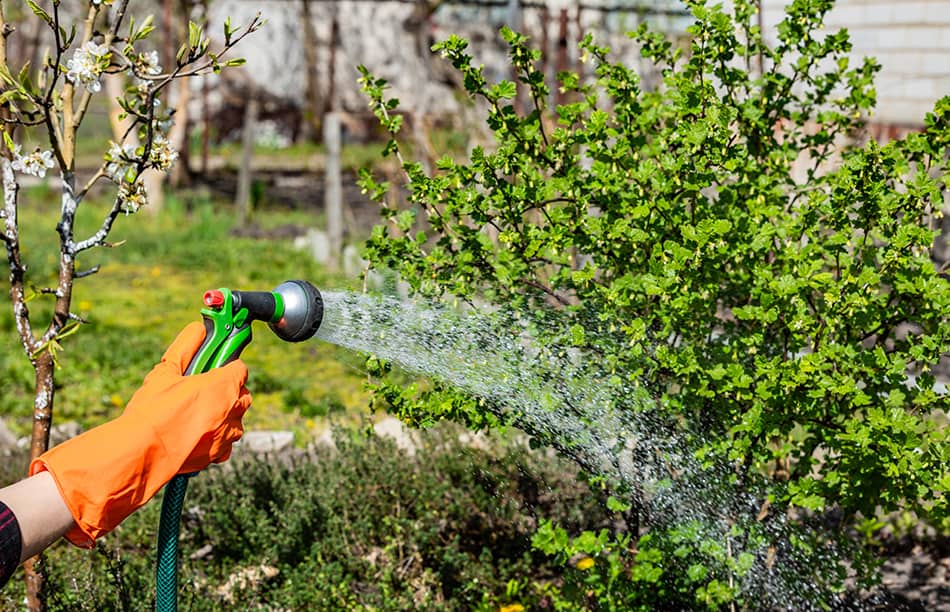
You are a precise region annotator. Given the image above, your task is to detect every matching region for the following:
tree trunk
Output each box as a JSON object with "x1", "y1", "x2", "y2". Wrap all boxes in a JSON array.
[
  {"x1": 24, "y1": 350, "x2": 55, "y2": 612},
  {"x1": 22, "y1": 170, "x2": 78, "y2": 611},
  {"x1": 23, "y1": 557, "x2": 45, "y2": 611},
  {"x1": 163, "y1": 0, "x2": 174, "y2": 95},
  {"x1": 1, "y1": 157, "x2": 48, "y2": 611},
  {"x1": 28, "y1": 348, "x2": 56, "y2": 459},
  {"x1": 167, "y1": 0, "x2": 192, "y2": 189},
  {"x1": 199, "y1": 0, "x2": 211, "y2": 174},
  {"x1": 201, "y1": 77, "x2": 210, "y2": 174},
  {"x1": 166, "y1": 75, "x2": 191, "y2": 189}
]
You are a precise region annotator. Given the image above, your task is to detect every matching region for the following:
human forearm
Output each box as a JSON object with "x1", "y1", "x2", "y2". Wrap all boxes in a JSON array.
[{"x1": 0, "y1": 471, "x2": 75, "y2": 563}]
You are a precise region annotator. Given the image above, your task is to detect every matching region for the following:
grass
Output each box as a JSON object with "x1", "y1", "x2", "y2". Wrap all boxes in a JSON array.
[{"x1": 0, "y1": 183, "x2": 373, "y2": 442}]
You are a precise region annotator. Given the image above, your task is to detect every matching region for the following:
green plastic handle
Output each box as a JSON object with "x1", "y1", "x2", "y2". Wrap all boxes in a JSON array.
[{"x1": 185, "y1": 288, "x2": 285, "y2": 375}]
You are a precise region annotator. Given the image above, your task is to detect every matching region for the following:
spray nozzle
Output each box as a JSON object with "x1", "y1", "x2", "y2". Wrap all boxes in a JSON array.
[
  {"x1": 186, "y1": 280, "x2": 324, "y2": 374},
  {"x1": 267, "y1": 280, "x2": 324, "y2": 342}
]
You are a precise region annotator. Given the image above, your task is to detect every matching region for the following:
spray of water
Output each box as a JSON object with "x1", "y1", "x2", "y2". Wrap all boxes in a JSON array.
[{"x1": 315, "y1": 290, "x2": 872, "y2": 609}]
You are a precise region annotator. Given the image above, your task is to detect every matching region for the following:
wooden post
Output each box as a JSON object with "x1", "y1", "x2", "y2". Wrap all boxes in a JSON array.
[
  {"x1": 326, "y1": 14, "x2": 339, "y2": 120},
  {"x1": 756, "y1": 0, "x2": 765, "y2": 75},
  {"x1": 300, "y1": 0, "x2": 322, "y2": 141},
  {"x1": 236, "y1": 94, "x2": 259, "y2": 225},
  {"x1": 506, "y1": 0, "x2": 521, "y2": 31},
  {"x1": 323, "y1": 111, "x2": 342, "y2": 269},
  {"x1": 507, "y1": 0, "x2": 522, "y2": 113},
  {"x1": 542, "y1": 5, "x2": 554, "y2": 109}
]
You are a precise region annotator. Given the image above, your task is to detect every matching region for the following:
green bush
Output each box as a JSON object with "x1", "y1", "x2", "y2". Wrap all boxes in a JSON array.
[{"x1": 358, "y1": 0, "x2": 950, "y2": 607}]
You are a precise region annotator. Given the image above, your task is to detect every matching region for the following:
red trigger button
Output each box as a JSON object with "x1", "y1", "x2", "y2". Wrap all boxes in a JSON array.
[{"x1": 204, "y1": 290, "x2": 225, "y2": 309}]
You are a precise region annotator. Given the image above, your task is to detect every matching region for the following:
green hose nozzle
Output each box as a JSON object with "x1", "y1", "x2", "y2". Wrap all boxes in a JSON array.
[{"x1": 155, "y1": 280, "x2": 323, "y2": 612}]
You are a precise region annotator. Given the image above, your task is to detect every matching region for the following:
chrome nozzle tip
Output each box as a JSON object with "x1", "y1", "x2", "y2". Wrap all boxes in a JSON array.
[{"x1": 269, "y1": 280, "x2": 324, "y2": 342}]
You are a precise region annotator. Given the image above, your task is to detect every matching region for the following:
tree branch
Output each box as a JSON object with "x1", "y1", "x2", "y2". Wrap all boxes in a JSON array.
[{"x1": 1, "y1": 158, "x2": 37, "y2": 356}]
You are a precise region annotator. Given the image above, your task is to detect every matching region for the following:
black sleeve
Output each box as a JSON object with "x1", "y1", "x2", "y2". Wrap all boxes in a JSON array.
[{"x1": 0, "y1": 501, "x2": 23, "y2": 590}]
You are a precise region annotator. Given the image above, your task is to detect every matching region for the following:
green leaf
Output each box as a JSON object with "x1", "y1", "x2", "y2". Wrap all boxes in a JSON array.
[
  {"x1": 606, "y1": 496, "x2": 631, "y2": 513},
  {"x1": 188, "y1": 21, "x2": 201, "y2": 51},
  {"x1": 27, "y1": 0, "x2": 52, "y2": 25},
  {"x1": 491, "y1": 80, "x2": 517, "y2": 100},
  {"x1": 224, "y1": 16, "x2": 235, "y2": 44},
  {"x1": 686, "y1": 563, "x2": 708, "y2": 582}
]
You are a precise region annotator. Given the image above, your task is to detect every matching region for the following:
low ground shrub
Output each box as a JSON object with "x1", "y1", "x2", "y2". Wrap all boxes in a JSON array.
[{"x1": 0, "y1": 424, "x2": 615, "y2": 610}]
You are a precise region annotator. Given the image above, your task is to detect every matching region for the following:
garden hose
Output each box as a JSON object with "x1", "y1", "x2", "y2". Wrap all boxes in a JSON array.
[{"x1": 155, "y1": 280, "x2": 324, "y2": 612}]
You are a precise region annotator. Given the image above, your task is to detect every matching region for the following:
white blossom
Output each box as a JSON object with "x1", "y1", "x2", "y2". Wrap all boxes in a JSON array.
[
  {"x1": 131, "y1": 50, "x2": 161, "y2": 78},
  {"x1": 129, "y1": 49, "x2": 162, "y2": 93},
  {"x1": 118, "y1": 179, "x2": 148, "y2": 213},
  {"x1": 11, "y1": 145, "x2": 55, "y2": 178},
  {"x1": 66, "y1": 41, "x2": 110, "y2": 93},
  {"x1": 105, "y1": 133, "x2": 177, "y2": 183},
  {"x1": 153, "y1": 117, "x2": 174, "y2": 134},
  {"x1": 149, "y1": 135, "x2": 178, "y2": 171},
  {"x1": 105, "y1": 140, "x2": 137, "y2": 183}
]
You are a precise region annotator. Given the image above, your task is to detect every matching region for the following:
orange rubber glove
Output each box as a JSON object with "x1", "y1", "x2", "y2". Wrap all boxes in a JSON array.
[{"x1": 29, "y1": 322, "x2": 252, "y2": 548}]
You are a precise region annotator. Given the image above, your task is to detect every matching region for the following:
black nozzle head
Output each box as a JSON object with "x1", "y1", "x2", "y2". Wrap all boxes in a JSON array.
[{"x1": 269, "y1": 280, "x2": 324, "y2": 342}]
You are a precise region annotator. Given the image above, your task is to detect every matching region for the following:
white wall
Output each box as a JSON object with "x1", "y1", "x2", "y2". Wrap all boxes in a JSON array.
[
  {"x1": 762, "y1": 0, "x2": 950, "y2": 126},
  {"x1": 210, "y1": 1, "x2": 950, "y2": 128}
]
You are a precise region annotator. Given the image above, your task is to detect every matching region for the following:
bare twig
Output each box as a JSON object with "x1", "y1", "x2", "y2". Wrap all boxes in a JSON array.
[{"x1": 74, "y1": 265, "x2": 100, "y2": 279}]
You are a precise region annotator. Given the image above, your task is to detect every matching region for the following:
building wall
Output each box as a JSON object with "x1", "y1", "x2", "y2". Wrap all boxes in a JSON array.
[
  {"x1": 209, "y1": 1, "x2": 688, "y2": 122},
  {"x1": 762, "y1": 0, "x2": 950, "y2": 127},
  {"x1": 212, "y1": 1, "x2": 949, "y2": 132}
]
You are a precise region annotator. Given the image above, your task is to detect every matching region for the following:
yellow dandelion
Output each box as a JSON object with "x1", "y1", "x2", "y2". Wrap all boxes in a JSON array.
[
  {"x1": 79, "y1": 300, "x2": 92, "y2": 311},
  {"x1": 499, "y1": 605, "x2": 524, "y2": 612},
  {"x1": 110, "y1": 394, "x2": 124, "y2": 407},
  {"x1": 576, "y1": 557, "x2": 595, "y2": 571},
  {"x1": 150, "y1": 266, "x2": 161, "y2": 277}
]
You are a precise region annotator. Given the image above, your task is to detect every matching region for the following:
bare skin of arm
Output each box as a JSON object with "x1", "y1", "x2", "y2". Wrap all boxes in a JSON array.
[{"x1": 0, "y1": 471, "x2": 75, "y2": 562}]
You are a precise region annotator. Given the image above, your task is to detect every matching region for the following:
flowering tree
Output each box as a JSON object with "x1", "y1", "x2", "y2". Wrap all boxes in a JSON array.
[{"x1": 0, "y1": 1, "x2": 259, "y2": 607}]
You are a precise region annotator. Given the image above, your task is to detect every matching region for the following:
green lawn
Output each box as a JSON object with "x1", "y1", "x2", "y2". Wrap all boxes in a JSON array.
[{"x1": 0, "y1": 184, "x2": 372, "y2": 442}]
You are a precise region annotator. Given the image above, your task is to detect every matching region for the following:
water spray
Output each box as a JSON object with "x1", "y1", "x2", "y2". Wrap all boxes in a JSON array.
[
  {"x1": 155, "y1": 280, "x2": 324, "y2": 612},
  {"x1": 152, "y1": 286, "x2": 858, "y2": 609}
]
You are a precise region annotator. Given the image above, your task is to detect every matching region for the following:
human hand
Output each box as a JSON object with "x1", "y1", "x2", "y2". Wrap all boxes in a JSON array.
[
  {"x1": 30, "y1": 322, "x2": 252, "y2": 546},
  {"x1": 123, "y1": 321, "x2": 252, "y2": 473}
]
